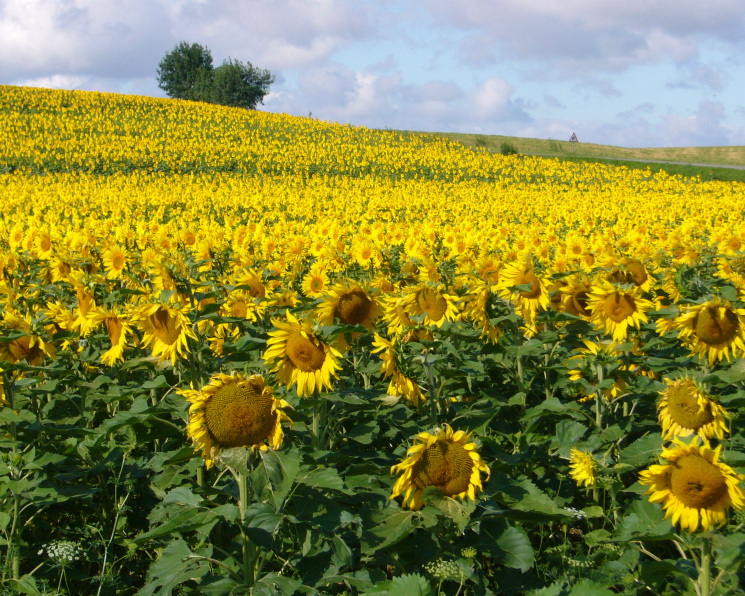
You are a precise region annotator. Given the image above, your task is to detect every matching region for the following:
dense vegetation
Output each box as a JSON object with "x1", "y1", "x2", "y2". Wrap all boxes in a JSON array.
[{"x1": 1, "y1": 85, "x2": 745, "y2": 596}]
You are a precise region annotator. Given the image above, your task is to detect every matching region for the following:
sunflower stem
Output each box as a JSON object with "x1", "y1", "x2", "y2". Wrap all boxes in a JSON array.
[
  {"x1": 237, "y1": 469, "x2": 257, "y2": 587},
  {"x1": 699, "y1": 536, "x2": 712, "y2": 596},
  {"x1": 423, "y1": 350, "x2": 438, "y2": 427},
  {"x1": 312, "y1": 392, "x2": 328, "y2": 449},
  {"x1": 595, "y1": 364, "x2": 605, "y2": 430}
]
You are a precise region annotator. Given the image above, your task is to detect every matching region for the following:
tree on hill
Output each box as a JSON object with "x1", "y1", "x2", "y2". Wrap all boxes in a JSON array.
[
  {"x1": 156, "y1": 42, "x2": 274, "y2": 109},
  {"x1": 209, "y1": 59, "x2": 274, "y2": 110},
  {"x1": 156, "y1": 42, "x2": 213, "y2": 101}
]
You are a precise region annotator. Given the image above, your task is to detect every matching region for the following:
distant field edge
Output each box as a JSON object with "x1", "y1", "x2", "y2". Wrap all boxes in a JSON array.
[{"x1": 388, "y1": 129, "x2": 745, "y2": 168}]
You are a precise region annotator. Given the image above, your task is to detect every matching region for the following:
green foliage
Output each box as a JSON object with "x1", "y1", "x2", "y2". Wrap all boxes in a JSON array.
[
  {"x1": 208, "y1": 59, "x2": 274, "y2": 110},
  {"x1": 157, "y1": 42, "x2": 273, "y2": 109},
  {"x1": 156, "y1": 41, "x2": 214, "y2": 101},
  {"x1": 500, "y1": 141, "x2": 518, "y2": 156}
]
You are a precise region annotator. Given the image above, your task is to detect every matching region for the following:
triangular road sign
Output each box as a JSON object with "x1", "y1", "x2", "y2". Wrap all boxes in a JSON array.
[{"x1": 569, "y1": 132, "x2": 578, "y2": 142}]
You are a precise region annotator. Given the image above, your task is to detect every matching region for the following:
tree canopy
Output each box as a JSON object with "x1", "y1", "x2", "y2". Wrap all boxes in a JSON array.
[{"x1": 156, "y1": 42, "x2": 274, "y2": 109}]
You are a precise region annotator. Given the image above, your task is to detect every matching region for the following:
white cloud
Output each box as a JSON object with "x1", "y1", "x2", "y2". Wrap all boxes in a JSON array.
[
  {"x1": 0, "y1": 0, "x2": 371, "y2": 80},
  {"x1": 426, "y1": 0, "x2": 745, "y2": 74}
]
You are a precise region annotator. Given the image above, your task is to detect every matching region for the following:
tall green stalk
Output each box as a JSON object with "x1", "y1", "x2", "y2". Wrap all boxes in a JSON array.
[
  {"x1": 699, "y1": 537, "x2": 711, "y2": 596},
  {"x1": 237, "y1": 470, "x2": 256, "y2": 588}
]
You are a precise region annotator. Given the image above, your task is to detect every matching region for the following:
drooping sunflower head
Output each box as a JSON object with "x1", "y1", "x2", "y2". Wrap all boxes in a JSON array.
[
  {"x1": 402, "y1": 283, "x2": 460, "y2": 327},
  {"x1": 657, "y1": 377, "x2": 729, "y2": 441},
  {"x1": 263, "y1": 311, "x2": 342, "y2": 397},
  {"x1": 391, "y1": 425, "x2": 490, "y2": 510},
  {"x1": 569, "y1": 448, "x2": 597, "y2": 488},
  {"x1": 316, "y1": 280, "x2": 382, "y2": 329},
  {"x1": 496, "y1": 262, "x2": 549, "y2": 323},
  {"x1": 133, "y1": 301, "x2": 195, "y2": 365},
  {"x1": 586, "y1": 281, "x2": 653, "y2": 341},
  {"x1": 179, "y1": 372, "x2": 292, "y2": 469},
  {"x1": 674, "y1": 298, "x2": 745, "y2": 365},
  {"x1": 640, "y1": 436, "x2": 745, "y2": 532}
]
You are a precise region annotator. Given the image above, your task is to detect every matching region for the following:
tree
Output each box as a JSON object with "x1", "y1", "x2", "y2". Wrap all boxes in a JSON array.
[
  {"x1": 156, "y1": 42, "x2": 213, "y2": 101},
  {"x1": 209, "y1": 58, "x2": 275, "y2": 110}
]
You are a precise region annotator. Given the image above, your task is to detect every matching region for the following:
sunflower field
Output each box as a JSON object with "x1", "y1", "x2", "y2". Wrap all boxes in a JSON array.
[{"x1": 1, "y1": 85, "x2": 745, "y2": 596}]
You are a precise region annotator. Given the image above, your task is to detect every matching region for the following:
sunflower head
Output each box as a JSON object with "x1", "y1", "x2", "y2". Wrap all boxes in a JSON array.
[
  {"x1": 569, "y1": 448, "x2": 597, "y2": 488},
  {"x1": 391, "y1": 425, "x2": 490, "y2": 510},
  {"x1": 657, "y1": 377, "x2": 729, "y2": 440},
  {"x1": 674, "y1": 298, "x2": 745, "y2": 364},
  {"x1": 179, "y1": 372, "x2": 292, "y2": 469},
  {"x1": 263, "y1": 311, "x2": 342, "y2": 397},
  {"x1": 639, "y1": 436, "x2": 745, "y2": 532}
]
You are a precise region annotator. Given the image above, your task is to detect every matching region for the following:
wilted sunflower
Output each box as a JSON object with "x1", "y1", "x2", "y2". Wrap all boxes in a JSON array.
[
  {"x1": 372, "y1": 333, "x2": 425, "y2": 406},
  {"x1": 134, "y1": 301, "x2": 195, "y2": 364},
  {"x1": 560, "y1": 277, "x2": 592, "y2": 318},
  {"x1": 178, "y1": 373, "x2": 292, "y2": 469},
  {"x1": 391, "y1": 425, "x2": 490, "y2": 510},
  {"x1": 658, "y1": 378, "x2": 729, "y2": 441},
  {"x1": 569, "y1": 448, "x2": 597, "y2": 488},
  {"x1": 586, "y1": 281, "x2": 653, "y2": 341},
  {"x1": 673, "y1": 298, "x2": 745, "y2": 365},
  {"x1": 496, "y1": 262, "x2": 549, "y2": 323},
  {"x1": 264, "y1": 311, "x2": 342, "y2": 397},
  {"x1": 639, "y1": 436, "x2": 745, "y2": 532}
]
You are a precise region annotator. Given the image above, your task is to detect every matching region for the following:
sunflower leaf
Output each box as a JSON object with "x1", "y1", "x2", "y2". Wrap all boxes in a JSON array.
[
  {"x1": 260, "y1": 449, "x2": 301, "y2": 512},
  {"x1": 619, "y1": 434, "x2": 662, "y2": 468},
  {"x1": 496, "y1": 525, "x2": 534, "y2": 572}
]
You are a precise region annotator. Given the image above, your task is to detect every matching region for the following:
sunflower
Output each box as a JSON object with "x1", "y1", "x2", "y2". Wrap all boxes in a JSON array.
[
  {"x1": 461, "y1": 284, "x2": 501, "y2": 343},
  {"x1": 87, "y1": 306, "x2": 133, "y2": 366},
  {"x1": 391, "y1": 425, "x2": 490, "y2": 510},
  {"x1": 264, "y1": 311, "x2": 342, "y2": 397},
  {"x1": 402, "y1": 283, "x2": 460, "y2": 327},
  {"x1": 0, "y1": 311, "x2": 56, "y2": 365},
  {"x1": 586, "y1": 281, "x2": 653, "y2": 341},
  {"x1": 560, "y1": 277, "x2": 592, "y2": 318},
  {"x1": 673, "y1": 298, "x2": 745, "y2": 365},
  {"x1": 569, "y1": 448, "x2": 597, "y2": 488},
  {"x1": 178, "y1": 373, "x2": 292, "y2": 469},
  {"x1": 133, "y1": 301, "x2": 195, "y2": 364},
  {"x1": 372, "y1": 333, "x2": 425, "y2": 406},
  {"x1": 301, "y1": 264, "x2": 330, "y2": 298},
  {"x1": 102, "y1": 245, "x2": 127, "y2": 280},
  {"x1": 657, "y1": 378, "x2": 729, "y2": 441},
  {"x1": 496, "y1": 262, "x2": 549, "y2": 323},
  {"x1": 316, "y1": 279, "x2": 383, "y2": 330},
  {"x1": 639, "y1": 436, "x2": 745, "y2": 532}
]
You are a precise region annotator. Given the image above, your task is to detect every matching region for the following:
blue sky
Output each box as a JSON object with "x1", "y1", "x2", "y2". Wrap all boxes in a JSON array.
[{"x1": 2, "y1": 0, "x2": 744, "y2": 147}]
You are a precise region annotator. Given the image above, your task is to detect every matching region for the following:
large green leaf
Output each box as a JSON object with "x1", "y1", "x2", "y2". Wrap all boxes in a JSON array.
[
  {"x1": 260, "y1": 448, "x2": 301, "y2": 511},
  {"x1": 612, "y1": 498, "x2": 674, "y2": 542},
  {"x1": 496, "y1": 525, "x2": 534, "y2": 572},
  {"x1": 619, "y1": 434, "x2": 662, "y2": 468}
]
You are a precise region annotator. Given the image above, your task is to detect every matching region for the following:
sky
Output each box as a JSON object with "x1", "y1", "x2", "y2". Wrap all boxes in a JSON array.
[{"x1": 2, "y1": 0, "x2": 745, "y2": 148}]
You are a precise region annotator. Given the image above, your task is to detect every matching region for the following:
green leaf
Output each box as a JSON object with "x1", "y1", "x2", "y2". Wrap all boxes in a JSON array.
[
  {"x1": 496, "y1": 525, "x2": 534, "y2": 572},
  {"x1": 715, "y1": 359, "x2": 745, "y2": 384},
  {"x1": 550, "y1": 420, "x2": 588, "y2": 458},
  {"x1": 619, "y1": 434, "x2": 662, "y2": 468},
  {"x1": 138, "y1": 539, "x2": 211, "y2": 596},
  {"x1": 244, "y1": 502, "x2": 284, "y2": 549},
  {"x1": 142, "y1": 374, "x2": 168, "y2": 389},
  {"x1": 332, "y1": 533, "x2": 354, "y2": 569},
  {"x1": 297, "y1": 466, "x2": 352, "y2": 494},
  {"x1": 362, "y1": 508, "x2": 418, "y2": 554},
  {"x1": 567, "y1": 580, "x2": 614, "y2": 596},
  {"x1": 389, "y1": 573, "x2": 433, "y2": 596},
  {"x1": 421, "y1": 488, "x2": 475, "y2": 532},
  {"x1": 260, "y1": 449, "x2": 301, "y2": 511},
  {"x1": 713, "y1": 532, "x2": 745, "y2": 570},
  {"x1": 253, "y1": 573, "x2": 305, "y2": 596},
  {"x1": 613, "y1": 498, "x2": 674, "y2": 542}
]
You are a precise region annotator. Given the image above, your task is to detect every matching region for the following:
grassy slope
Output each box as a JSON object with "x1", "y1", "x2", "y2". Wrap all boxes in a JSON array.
[
  {"x1": 390, "y1": 130, "x2": 745, "y2": 183},
  {"x1": 403, "y1": 131, "x2": 745, "y2": 166}
]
